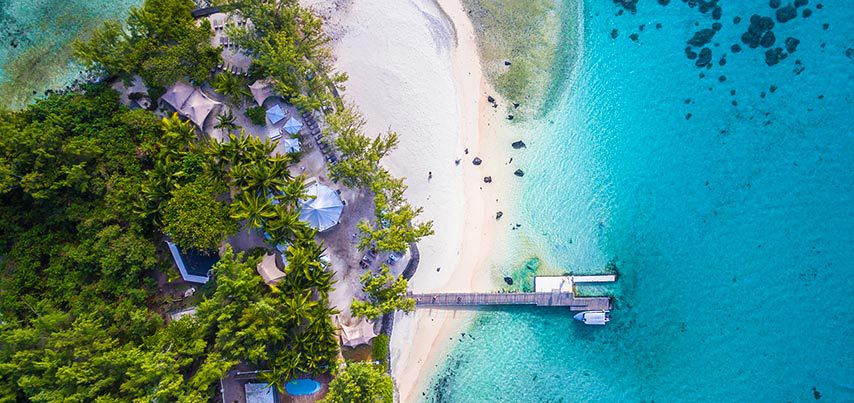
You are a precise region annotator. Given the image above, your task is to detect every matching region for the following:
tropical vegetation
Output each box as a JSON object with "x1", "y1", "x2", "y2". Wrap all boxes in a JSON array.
[
  {"x1": 351, "y1": 265, "x2": 416, "y2": 320},
  {"x1": 0, "y1": 84, "x2": 335, "y2": 400},
  {"x1": 74, "y1": 0, "x2": 221, "y2": 93},
  {"x1": 325, "y1": 106, "x2": 434, "y2": 253},
  {"x1": 322, "y1": 362, "x2": 394, "y2": 403}
]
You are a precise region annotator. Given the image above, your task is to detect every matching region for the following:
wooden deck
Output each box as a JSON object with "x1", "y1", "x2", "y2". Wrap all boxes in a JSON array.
[{"x1": 409, "y1": 291, "x2": 611, "y2": 311}]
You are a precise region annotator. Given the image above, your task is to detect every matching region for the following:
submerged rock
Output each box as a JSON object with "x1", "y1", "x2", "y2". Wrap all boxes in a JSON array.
[
  {"x1": 770, "y1": 0, "x2": 781, "y2": 8},
  {"x1": 514, "y1": 169, "x2": 525, "y2": 177},
  {"x1": 776, "y1": 5, "x2": 797, "y2": 23},
  {"x1": 696, "y1": 48, "x2": 713, "y2": 67},
  {"x1": 731, "y1": 44, "x2": 742, "y2": 53},
  {"x1": 688, "y1": 28, "x2": 716, "y2": 47},
  {"x1": 685, "y1": 47, "x2": 698, "y2": 59},
  {"x1": 503, "y1": 276, "x2": 513, "y2": 285},
  {"x1": 511, "y1": 140, "x2": 526, "y2": 149},
  {"x1": 629, "y1": 33, "x2": 639, "y2": 42},
  {"x1": 794, "y1": 0, "x2": 808, "y2": 7},
  {"x1": 785, "y1": 37, "x2": 800, "y2": 53},
  {"x1": 611, "y1": 28, "x2": 619, "y2": 39},
  {"x1": 760, "y1": 31, "x2": 776, "y2": 48}
]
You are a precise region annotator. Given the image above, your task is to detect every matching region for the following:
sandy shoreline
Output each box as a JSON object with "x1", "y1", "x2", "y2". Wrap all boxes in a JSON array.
[{"x1": 309, "y1": 0, "x2": 520, "y2": 400}]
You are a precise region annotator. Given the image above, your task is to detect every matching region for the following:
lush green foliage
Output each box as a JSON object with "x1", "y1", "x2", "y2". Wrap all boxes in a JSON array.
[
  {"x1": 327, "y1": 107, "x2": 398, "y2": 188},
  {"x1": 216, "y1": 0, "x2": 347, "y2": 111},
  {"x1": 213, "y1": 72, "x2": 251, "y2": 107},
  {"x1": 325, "y1": 107, "x2": 433, "y2": 252},
  {"x1": 322, "y1": 362, "x2": 393, "y2": 403},
  {"x1": 371, "y1": 334, "x2": 390, "y2": 369},
  {"x1": 351, "y1": 265, "x2": 416, "y2": 320},
  {"x1": 162, "y1": 177, "x2": 235, "y2": 251},
  {"x1": 0, "y1": 86, "x2": 222, "y2": 401},
  {"x1": 74, "y1": 0, "x2": 220, "y2": 89},
  {"x1": 197, "y1": 245, "x2": 338, "y2": 386},
  {"x1": 0, "y1": 87, "x2": 336, "y2": 400},
  {"x1": 244, "y1": 105, "x2": 267, "y2": 125}
]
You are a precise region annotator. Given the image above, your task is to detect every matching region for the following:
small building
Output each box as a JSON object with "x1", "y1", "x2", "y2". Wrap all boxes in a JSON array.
[
  {"x1": 161, "y1": 82, "x2": 221, "y2": 128},
  {"x1": 244, "y1": 382, "x2": 279, "y2": 403},
  {"x1": 256, "y1": 252, "x2": 285, "y2": 286},
  {"x1": 166, "y1": 241, "x2": 220, "y2": 283}
]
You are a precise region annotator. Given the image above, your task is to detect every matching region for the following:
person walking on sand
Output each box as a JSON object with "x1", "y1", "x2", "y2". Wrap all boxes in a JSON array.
[{"x1": 428, "y1": 171, "x2": 432, "y2": 181}]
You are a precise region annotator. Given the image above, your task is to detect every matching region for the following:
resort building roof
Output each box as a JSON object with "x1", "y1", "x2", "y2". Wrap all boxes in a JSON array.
[
  {"x1": 244, "y1": 382, "x2": 279, "y2": 403},
  {"x1": 249, "y1": 79, "x2": 274, "y2": 106},
  {"x1": 162, "y1": 82, "x2": 220, "y2": 128},
  {"x1": 339, "y1": 317, "x2": 377, "y2": 347},
  {"x1": 299, "y1": 181, "x2": 344, "y2": 232},
  {"x1": 166, "y1": 240, "x2": 220, "y2": 284},
  {"x1": 256, "y1": 252, "x2": 285, "y2": 286}
]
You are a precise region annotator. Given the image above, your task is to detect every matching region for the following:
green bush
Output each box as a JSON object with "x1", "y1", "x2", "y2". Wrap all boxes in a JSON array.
[
  {"x1": 244, "y1": 105, "x2": 266, "y2": 125},
  {"x1": 372, "y1": 334, "x2": 389, "y2": 368}
]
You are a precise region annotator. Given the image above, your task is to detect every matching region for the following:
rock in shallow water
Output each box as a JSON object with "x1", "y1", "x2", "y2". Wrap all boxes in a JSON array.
[
  {"x1": 688, "y1": 28, "x2": 716, "y2": 47},
  {"x1": 483, "y1": 176, "x2": 492, "y2": 183},
  {"x1": 512, "y1": 140, "x2": 526, "y2": 149},
  {"x1": 696, "y1": 48, "x2": 713, "y2": 67},
  {"x1": 785, "y1": 37, "x2": 800, "y2": 53},
  {"x1": 504, "y1": 276, "x2": 513, "y2": 285},
  {"x1": 514, "y1": 169, "x2": 525, "y2": 177},
  {"x1": 760, "y1": 31, "x2": 776, "y2": 48},
  {"x1": 472, "y1": 157, "x2": 482, "y2": 165},
  {"x1": 776, "y1": 5, "x2": 797, "y2": 23}
]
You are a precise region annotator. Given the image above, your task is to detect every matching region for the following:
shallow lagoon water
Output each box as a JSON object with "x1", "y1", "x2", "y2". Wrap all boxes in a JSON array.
[
  {"x1": 0, "y1": 0, "x2": 140, "y2": 108},
  {"x1": 428, "y1": 0, "x2": 853, "y2": 401}
]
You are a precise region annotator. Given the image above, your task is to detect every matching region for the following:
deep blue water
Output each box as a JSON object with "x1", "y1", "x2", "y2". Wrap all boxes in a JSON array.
[{"x1": 429, "y1": 1, "x2": 853, "y2": 401}]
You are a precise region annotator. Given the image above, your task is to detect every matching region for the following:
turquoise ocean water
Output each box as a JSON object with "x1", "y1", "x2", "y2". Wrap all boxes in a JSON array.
[
  {"x1": 0, "y1": 0, "x2": 140, "y2": 108},
  {"x1": 428, "y1": 1, "x2": 853, "y2": 401}
]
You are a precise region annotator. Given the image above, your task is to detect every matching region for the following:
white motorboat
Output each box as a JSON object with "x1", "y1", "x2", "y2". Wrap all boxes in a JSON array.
[{"x1": 573, "y1": 310, "x2": 610, "y2": 325}]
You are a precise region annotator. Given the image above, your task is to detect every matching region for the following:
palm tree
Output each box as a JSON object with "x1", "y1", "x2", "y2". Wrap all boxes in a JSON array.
[
  {"x1": 213, "y1": 72, "x2": 250, "y2": 106},
  {"x1": 214, "y1": 110, "x2": 238, "y2": 134},
  {"x1": 231, "y1": 191, "x2": 275, "y2": 230}
]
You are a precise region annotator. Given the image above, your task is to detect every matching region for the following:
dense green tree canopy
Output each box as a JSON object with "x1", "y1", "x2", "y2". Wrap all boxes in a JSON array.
[
  {"x1": 351, "y1": 265, "x2": 416, "y2": 320},
  {"x1": 162, "y1": 177, "x2": 235, "y2": 251},
  {"x1": 217, "y1": 0, "x2": 347, "y2": 111},
  {"x1": 74, "y1": 0, "x2": 220, "y2": 89},
  {"x1": 0, "y1": 86, "x2": 337, "y2": 400},
  {"x1": 322, "y1": 362, "x2": 393, "y2": 403}
]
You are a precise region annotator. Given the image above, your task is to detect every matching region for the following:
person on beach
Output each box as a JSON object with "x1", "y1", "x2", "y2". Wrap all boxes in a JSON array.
[{"x1": 428, "y1": 171, "x2": 432, "y2": 181}]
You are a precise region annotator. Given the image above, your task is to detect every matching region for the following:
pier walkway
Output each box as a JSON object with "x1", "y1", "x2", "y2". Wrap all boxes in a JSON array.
[
  {"x1": 409, "y1": 275, "x2": 615, "y2": 311},
  {"x1": 409, "y1": 291, "x2": 611, "y2": 311}
]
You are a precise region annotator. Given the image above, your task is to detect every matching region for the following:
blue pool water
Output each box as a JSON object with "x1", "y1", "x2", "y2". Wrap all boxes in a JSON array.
[
  {"x1": 429, "y1": 1, "x2": 853, "y2": 401},
  {"x1": 285, "y1": 378, "x2": 321, "y2": 396}
]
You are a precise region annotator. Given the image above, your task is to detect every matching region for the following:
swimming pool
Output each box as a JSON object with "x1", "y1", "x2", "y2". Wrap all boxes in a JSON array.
[{"x1": 285, "y1": 379, "x2": 321, "y2": 396}]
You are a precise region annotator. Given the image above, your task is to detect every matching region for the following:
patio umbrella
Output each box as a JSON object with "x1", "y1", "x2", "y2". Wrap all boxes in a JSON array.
[
  {"x1": 283, "y1": 116, "x2": 303, "y2": 134},
  {"x1": 266, "y1": 104, "x2": 285, "y2": 124},
  {"x1": 282, "y1": 137, "x2": 300, "y2": 153},
  {"x1": 299, "y1": 182, "x2": 344, "y2": 232}
]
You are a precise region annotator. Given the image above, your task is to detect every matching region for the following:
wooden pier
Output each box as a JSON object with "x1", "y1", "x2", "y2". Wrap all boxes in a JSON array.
[
  {"x1": 409, "y1": 291, "x2": 611, "y2": 311},
  {"x1": 409, "y1": 275, "x2": 615, "y2": 312}
]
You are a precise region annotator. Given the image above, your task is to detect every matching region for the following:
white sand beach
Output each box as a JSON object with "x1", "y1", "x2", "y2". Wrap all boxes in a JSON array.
[{"x1": 307, "y1": 0, "x2": 522, "y2": 399}]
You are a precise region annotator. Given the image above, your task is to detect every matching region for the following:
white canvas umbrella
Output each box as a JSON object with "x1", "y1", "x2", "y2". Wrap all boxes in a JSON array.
[
  {"x1": 282, "y1": 116, "x2": 303, "y2": 134},
  {"x1": 299, "y1": 182, "x2": 344, "y2": 232},
  {"x1": 282, "y1": 137, "x2": 300, "y2": 153},
  {"x1": 266, "y1": 104, "x2": 285, "y2": 124},
  {"x1": 161, "y1": 82, "x2": 194, "y2": 111},
  {"x1": 182, "y1": 89, "x2": 219, "y2": 128},
  {"x1": 248, "y1": 79, "x2": 273, "y2": 106}
]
